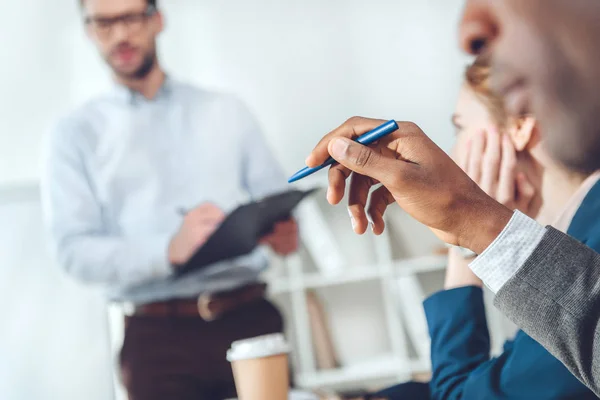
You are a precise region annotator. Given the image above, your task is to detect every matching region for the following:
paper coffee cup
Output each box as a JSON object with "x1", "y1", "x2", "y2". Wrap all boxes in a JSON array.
[{"x1": 227, "y1": 333, "x2": 291, "y2": 400}]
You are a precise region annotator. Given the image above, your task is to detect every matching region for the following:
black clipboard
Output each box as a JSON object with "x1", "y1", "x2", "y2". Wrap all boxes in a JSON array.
[{"x1": 175, "y1": 188, "x2": 318, "y2": 277}]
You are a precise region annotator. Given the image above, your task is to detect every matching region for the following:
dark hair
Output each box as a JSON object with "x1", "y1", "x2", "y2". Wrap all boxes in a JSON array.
[{"x1": 79, "y1": 0, "x2": 158, "y2": 8}]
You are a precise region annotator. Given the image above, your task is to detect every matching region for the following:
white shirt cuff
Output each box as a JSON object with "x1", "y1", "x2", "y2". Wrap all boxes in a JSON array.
[
  {"x1": 469, "y1": 210, "x2": 547, "y2": 293},
  {"x1": 149, "y1": 232, "x2": 177, "y2": 279}
]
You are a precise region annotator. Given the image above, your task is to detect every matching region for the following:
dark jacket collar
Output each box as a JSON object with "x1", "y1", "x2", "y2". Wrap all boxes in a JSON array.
[{"x1": 567, "y1": 179, "x2": 600, "y2": 245}]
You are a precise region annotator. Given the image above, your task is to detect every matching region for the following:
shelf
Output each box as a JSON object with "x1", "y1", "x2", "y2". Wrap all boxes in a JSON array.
[
  {"x1": 395, "y1": 255, "x2": 447, "y2": 275},
  {"x1": 296, "y1": 355, "x2": 417, "y2": 390},
  {"x1": 270, "y1": 265, "x2": 381, "y2": 294},
  {"x1": 269, "y1": 255, "x2": 447, "y2": 295},
  {"x1": 304, "y1": 266, "x2": 383, "y2": 289}
]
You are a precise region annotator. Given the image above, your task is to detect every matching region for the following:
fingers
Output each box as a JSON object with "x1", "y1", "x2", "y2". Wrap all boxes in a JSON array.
[
  {"x1": 305, "y1": 117, "x2": 387, "y2": 168},
  {"x1": 188, "y1": 202, "x2": 225, "y2": 223},
  {"x1": 261, "y1": 220, "x2": 297, "y2": 243},
  {"x1": 196, "y1": 202, "x2": 223, "y2": 214},
  {"x1": 261, "y1": 235, "x2": 297, "y2": 255},
  {"x1": 479, "y1": 128, "x2": 501, "y2": 195},
  {"x1": 261, "y1": 220, "x2": 299, "y2": 255},
  {"x1": 515, "y1": 172, "x2": 536, "y2": 213},
  {"x1": 192, "y1": 224, "x2": 219, "y2": 247},
  {"x1": 272, "y1": 242, "x2": 298, "y2": 255},
  {"x1": 367, "y1": 186, "x2": 395, "y2": 235},
  {"x1": 273, "y1": 219, "x2": 298, "y2": 234},
  {"x1": 466, "y1": 130, "x2": 485, "y2": 182},
  {"x1": 348, "y1": 173, "x2": 377, "y2": 235},
  {"x1": 329, "y1": 139, "x2": 392, "y2": 235},
  {"x1": 316, "y1": 120, "x2": 429, "y2": 208},
  {"x1": 198, "y1": 215, "x2": 225, "y2": 226},
  {"x1": 454, "y1": 133, "x2": 471, "y2": 170},
  {"x1": 327, "y1": 163, "x2": 352, "y2": 205},
  {"x1": 328, "y1": 138, "x2": 396, "y2": 186},
  {"x1": 497, "y1": 134, "x2": 518, "y2": 207},
  {"x1": 324, "y1": 121, "x2": 421, "y2": 205}
]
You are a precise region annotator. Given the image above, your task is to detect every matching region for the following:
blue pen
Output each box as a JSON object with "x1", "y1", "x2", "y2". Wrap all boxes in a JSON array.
[{"x1": 288, "y1": 120, "x2": 399, "y2": 183}]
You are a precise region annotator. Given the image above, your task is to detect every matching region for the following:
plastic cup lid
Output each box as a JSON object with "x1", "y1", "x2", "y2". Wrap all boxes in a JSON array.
[{"x1": 226, "y1": 333, "x2": 290, "y2": 361}]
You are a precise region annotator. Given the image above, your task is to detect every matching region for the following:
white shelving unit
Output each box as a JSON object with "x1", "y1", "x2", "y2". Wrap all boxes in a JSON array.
[
  {"x1": 267, "y1": 186, "x2": 447, "y2": 391},
  {"x1": 297, "y1": 355, "x2": 410, "y2": 389},
  {"x1": 270, "y1": 256, "x2": 447, "y2": 295}
]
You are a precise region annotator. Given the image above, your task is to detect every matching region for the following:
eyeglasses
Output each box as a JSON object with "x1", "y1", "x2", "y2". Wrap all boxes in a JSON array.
[{"x1": 84, "y1": 5, "x2": 157, "y2": 38}]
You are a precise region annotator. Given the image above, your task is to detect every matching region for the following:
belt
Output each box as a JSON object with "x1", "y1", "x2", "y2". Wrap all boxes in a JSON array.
[{"x1": 132, "y1": 282, "x2": 267, "y2": 321}]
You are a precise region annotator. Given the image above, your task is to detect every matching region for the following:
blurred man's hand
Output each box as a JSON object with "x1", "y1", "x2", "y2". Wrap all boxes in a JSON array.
[
  {"x1": 305, "y1": 117, "x2": 514, "y2": 254},
  {"x1": 169, "y1": 203, "x2": 225, "y2": 266},
  {"x1": 260, "y1": 218, "x2": 299, "y2": 256}
]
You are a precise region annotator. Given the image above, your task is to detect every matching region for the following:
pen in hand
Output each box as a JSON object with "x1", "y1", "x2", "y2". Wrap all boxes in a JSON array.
[{"x1": 287, "y1": 120, "x2": 399, "y2": 183}]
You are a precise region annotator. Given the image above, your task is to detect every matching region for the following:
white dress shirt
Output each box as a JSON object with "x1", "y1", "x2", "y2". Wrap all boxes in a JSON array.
[{"x1": 41, "y1": 77, "x2": 287, "y2": 304}]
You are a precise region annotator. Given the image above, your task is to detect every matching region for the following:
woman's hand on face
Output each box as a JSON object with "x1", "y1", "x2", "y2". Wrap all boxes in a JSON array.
[{"x1": 457, "y1": 128, "x2": 537, "y2": 217}]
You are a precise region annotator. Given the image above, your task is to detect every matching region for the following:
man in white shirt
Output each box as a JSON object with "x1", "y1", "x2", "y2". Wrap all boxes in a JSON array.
[
  {"x1": 42, "y1": 0, "x2": 297, "y2": 398},
  {"x1": 305, "y1": 0, "x2": 600, "y2": 396}
]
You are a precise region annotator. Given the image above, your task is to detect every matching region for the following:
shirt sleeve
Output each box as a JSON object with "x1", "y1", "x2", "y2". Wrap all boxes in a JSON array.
[
  {"x1": 425, "y1": 287, "x2": 491, "y2": 400},
  {"x1": 469, "y1": 211, "x2": 547, "y2": 293},
  {"x1": 40, "y1": 117, "x2": 174, "y2": 288}
]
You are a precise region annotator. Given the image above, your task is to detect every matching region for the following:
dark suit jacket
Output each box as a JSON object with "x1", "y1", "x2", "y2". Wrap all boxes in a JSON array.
[{"x1": 377, "y1": 180, "x2": 600, "y2": 400}]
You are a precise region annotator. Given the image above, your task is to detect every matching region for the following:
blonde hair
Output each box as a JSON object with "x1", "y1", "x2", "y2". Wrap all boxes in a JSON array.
[{"x1": 465, "y1": 54, "x2": 509, "y2": 129}]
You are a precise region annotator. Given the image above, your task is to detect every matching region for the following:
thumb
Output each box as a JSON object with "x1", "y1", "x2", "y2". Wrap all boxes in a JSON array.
[{"x1": 329, "y1": 138, "x2": 394, "y2": 184}]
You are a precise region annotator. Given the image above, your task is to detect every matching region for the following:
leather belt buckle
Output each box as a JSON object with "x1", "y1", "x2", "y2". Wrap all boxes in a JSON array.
[
  {"x1": 197, "y1": 293, "x2": 218, "y2": 322},
  {"x1": 196, "y1": 282, "x2": 268, "y2": 321},
  {"x1": 121, "y1": 302, "x2": 136, "y2": 317}
]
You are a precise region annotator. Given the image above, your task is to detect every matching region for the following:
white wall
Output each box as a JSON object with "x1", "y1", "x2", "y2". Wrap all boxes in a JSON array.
[
  {"x1": 0, "y1": 0, "x2": 468, "y2": 186},
  {"x1": 155, "y1": 0, "x2": 468, "y2": 175},
  {"x1": 0, "y1": 0, "x2": 475, "y2": 397},
  {"x1": 0, "y1": 189, "x2": 114, "y2": 400}
]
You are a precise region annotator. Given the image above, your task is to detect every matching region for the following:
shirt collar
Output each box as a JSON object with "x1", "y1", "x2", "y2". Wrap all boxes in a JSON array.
[
  {"x1": 552, "y1": 171, "x2": 600, "y2": 232},
  {"x1": 111, "y1": 74, "x2": 173, "y2": 104}
]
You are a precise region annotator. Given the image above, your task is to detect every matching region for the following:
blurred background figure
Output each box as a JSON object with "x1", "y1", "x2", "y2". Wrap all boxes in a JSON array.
[
  {"x1": 41, "y1": 0, "x2": 298, "y2": 399},
  {"x1": 1, "y1": 1, "x2": 478, "y2": 400}
]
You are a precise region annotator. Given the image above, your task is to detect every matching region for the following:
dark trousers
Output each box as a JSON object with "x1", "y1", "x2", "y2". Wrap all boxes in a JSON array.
[{"x1": 119, "y1": 298, "x2": 284, "y2": 400}]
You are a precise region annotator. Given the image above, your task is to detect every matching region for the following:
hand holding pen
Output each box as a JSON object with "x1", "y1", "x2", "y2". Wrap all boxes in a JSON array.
[
  {"x1": 302, "y1": 116, "x2": 513, "y2": 255},
  {"x1": 169, "y1": 203, "x2": 225, "y2": 266}
]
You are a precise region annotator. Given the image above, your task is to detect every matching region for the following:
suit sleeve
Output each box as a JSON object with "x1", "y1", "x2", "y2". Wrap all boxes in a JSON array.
[
  {"x1": 495, "y1": 227, "x2": 600, "y2": 397},
  {"x1": 425, "y1": 286, "x2": 491, "y2": 400},
  {"x1": 426, "y1": 286, "x2": 594, "y2": 399}
]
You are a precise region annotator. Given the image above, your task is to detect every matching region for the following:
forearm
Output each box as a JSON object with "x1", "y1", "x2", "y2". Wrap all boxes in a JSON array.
[
  {"x1": 56, "y1": 233, "x2": 173, "y2": 288},
  {"x1": 458, "y1": 197, "x2": 514, "y2": 255},
  {"x1": 444, "y1": 248, "x2": 482, "y2": 290}
]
